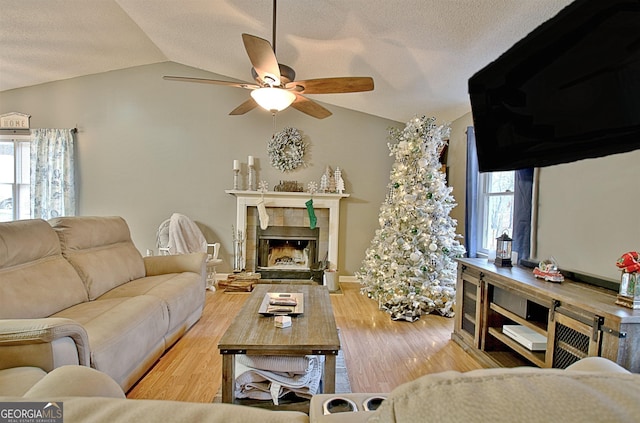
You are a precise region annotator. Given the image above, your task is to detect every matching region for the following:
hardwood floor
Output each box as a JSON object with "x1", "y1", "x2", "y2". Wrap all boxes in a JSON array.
[{"x1": 126, "y1": 282, "x2": 483, "y2": 402}]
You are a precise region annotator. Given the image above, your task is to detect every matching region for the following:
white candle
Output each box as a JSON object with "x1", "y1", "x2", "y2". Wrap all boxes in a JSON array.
[
  {"x1": 248, "y1": 155, "x2": 254, "y2": 166},
  {"x1": 233, "y1": 159, "x2": 240, "y2": 170}
]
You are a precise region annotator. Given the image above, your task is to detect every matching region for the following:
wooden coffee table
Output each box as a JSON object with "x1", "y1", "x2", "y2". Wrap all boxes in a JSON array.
[{"x1": 218, "y1": 284, "x2": 340, "y2": 404}]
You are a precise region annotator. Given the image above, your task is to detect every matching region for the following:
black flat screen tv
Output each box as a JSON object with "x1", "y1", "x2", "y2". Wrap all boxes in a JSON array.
[{"x1": 469, "y1": 0, "x2": 640, "y2": 172}]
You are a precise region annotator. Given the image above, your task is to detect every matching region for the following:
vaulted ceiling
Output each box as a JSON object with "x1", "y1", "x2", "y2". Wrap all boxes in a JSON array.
[{"x1": 0, "y1": 0, "x2": 574, "y2": 122}]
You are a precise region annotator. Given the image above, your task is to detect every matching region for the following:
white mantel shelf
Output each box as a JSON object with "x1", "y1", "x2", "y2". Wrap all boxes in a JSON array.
[
  {"x1": 225, "y1": 190, "x2": 349, "y2": 200},
  {"x1": 226, "y1": 190, "x2": 349, "y2": 271}
]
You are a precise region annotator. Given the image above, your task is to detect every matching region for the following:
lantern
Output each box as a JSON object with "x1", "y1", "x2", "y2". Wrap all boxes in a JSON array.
[{"x1": 495, "y1": 233, "x2": 512, "y2": 267}]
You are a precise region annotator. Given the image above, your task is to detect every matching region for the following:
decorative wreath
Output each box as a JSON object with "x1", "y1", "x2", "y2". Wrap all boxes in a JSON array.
[{"x1": 268, "y1": 127, "x2": 307, "y2": 172}]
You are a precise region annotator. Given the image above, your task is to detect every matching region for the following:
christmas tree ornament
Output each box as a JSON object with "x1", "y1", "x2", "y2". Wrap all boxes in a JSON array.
[{"x1": 356, "y1": 116, "x2": 466, "y2": 321}]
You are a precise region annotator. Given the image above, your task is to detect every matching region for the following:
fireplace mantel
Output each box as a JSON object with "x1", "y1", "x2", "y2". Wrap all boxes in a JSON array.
[{"x1": 226, "y1": 190, "x2": 349, "y2": 272}]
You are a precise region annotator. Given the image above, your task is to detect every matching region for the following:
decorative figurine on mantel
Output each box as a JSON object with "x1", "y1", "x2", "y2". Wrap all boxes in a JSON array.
[
  {"x1": 307, "y1": 181, "x2": 318, "y2": 195},
  {"x1": 319, "y1": 172, "x2": 329, "y2": 193},
  {"x1": 319, "y1": 165, "x2": 344, "y2": 193},
  {"x1": 274, "y1": 180, "x2": 303, "y2": 192},
  {"x1": 334, "y1": 167, "x2": 345, "y2": 194},
  {"x1": 615, "y1": 251, "x2": 640, "y2": 309}
]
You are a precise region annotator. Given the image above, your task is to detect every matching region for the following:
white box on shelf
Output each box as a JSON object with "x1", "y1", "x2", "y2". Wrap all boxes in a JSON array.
[{"x1": 502, "y1": 325, "x2": 547, "y2": 351}]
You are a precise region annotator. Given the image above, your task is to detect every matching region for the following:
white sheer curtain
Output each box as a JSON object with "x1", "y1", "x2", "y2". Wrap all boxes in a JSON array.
[{"x1": 30, "y1": 128, "x2": 76, "y2": 219}]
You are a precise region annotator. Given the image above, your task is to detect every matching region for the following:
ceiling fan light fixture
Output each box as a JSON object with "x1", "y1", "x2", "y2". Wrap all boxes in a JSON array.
[{"x1": 251, "y1": 87, "x2": 296, "y2": 112}]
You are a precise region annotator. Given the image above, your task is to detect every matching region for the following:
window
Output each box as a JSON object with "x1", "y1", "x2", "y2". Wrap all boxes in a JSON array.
[
  {"x1": 477, "y1": 171, "x2": 514, "y2": 255},
  {"x1": 0, "y1": 135, "x2": 31, "y2": 222}
]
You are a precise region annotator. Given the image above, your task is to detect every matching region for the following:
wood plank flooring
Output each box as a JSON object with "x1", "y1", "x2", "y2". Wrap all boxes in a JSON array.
[{"x1": 126, "y1": 282, "x2": 484, "y2": 402}]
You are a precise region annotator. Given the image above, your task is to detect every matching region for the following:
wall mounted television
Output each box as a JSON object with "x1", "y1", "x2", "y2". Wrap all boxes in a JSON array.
[{"x1": 469, "y1": 0, "x2": 640, "y2": 172}]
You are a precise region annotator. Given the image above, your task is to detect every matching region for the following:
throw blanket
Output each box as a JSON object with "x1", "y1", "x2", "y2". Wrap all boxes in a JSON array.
[
  {"x1": 167, "y1": 213, "x2": 207, "y2": 255},
  {"x1": 235, "y1": 355, "x2": 324, "y2": 405}
]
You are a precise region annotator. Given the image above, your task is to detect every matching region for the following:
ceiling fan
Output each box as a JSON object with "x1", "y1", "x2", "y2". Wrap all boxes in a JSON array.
[{"x1": 163, "y1": 0, "x2": 374, "y2": 119}]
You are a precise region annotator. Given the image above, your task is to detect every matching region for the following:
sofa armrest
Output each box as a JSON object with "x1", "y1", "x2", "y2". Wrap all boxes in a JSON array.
[
  {"x1": 565, "y1": 356, "x2": 631, "y2": 373},
  {"x1": 0, "y1": 318, "x2": 90, "y2": 370},
  {"x1": 144, "y1": 252, "x2": 207, "y2": 277}
]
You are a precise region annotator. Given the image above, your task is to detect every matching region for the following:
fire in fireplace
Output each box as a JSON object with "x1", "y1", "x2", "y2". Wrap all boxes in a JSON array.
[{"x1": 256, "y1": 226, "x2": 319, "y2": 279}]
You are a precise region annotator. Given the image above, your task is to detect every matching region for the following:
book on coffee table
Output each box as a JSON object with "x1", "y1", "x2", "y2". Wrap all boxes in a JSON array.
[{"x1": 259, "y1": 293, "x2": 304, "y2": 316}]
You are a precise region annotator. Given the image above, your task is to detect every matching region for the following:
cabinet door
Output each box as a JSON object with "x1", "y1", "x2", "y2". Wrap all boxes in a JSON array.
[
  {"x1": 548, "y1": 309, "x2": 601, "y2": 369},
  {"x1": 455, "y1": 266, "x2": 483, "y2": 348}
]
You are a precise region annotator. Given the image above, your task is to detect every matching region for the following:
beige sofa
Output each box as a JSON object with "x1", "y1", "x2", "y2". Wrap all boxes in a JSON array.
[
  {"x1": 0, "y1": 216, "x2": 206, "y2": 391},
  {"x1": 1, "y1": 358, "x2": 639, "y2": 422},
  {"x1": 0, "y1": 365, "x2": 308, "y2": 423},
  {"x1": 310, "y1": 357, "x2": 640, "y2": 422}
]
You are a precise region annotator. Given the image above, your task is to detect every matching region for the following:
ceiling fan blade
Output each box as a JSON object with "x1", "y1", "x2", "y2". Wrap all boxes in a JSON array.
[
  {"x1": 242, "y1": 33, "x2": 281, "y2": 85},
  {"x1": 163, "y1": 76, "x2": 258, "y2": 90},
  {"x1": 291, "y1": 95, "x2": 332, "y2": 119},
  {"x1": 286, "y1": 77, "x2": 374, "y2": 94},
  {"x1": 229, "y1": 98, "x2": 258, "y2": 115}
]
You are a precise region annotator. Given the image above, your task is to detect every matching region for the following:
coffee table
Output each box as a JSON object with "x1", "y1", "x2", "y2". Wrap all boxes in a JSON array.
[{"x1": 218, "y1": 284, "x2": 340, "y2": 404}]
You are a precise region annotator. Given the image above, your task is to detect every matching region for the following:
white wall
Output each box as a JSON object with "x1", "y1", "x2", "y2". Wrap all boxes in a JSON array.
[
  {"x1": 0, "y1": 62, "x2": 401, "y2": 275},
  {"x1": 448, "y1": 112, "x2": 473, "y2": 237},
  {"x1": 536, "y1": 150, "x2": 640, "y2": 281}
]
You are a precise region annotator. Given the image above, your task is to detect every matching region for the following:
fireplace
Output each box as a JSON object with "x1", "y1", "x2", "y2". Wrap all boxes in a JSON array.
[
  {"x1": 226, "y1": 190, "x2": 349, "y2": 279},
  {"x1": 256, "y1": 226, "x2": 319, "y2": 279}
]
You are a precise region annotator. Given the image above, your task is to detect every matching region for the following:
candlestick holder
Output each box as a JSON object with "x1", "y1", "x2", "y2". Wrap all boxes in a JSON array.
[
  {"x1": 248, "y1": 164, "x2": 256, "y2": 191},
  {"x1": 233, "y1": 169, "x2": 240, "y2": 190}
]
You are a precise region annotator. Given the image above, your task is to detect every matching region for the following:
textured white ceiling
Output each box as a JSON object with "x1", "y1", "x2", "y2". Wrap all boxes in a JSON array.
[{"x1": 0, "y1": 0, "x2": 574, "y2": 122}]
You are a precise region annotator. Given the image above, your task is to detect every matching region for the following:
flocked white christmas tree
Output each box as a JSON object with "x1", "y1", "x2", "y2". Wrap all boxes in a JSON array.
[{"x1": 356, "y1": 116, "x2": 466, "y2": 321}]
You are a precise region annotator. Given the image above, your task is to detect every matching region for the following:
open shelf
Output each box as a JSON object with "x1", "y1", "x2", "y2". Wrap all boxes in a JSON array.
[
  {"x1": 489, "y1": 303, "x2": 547, "y2": 336},
  {"x1": 487, "y1": 327, "x2": 547, "y2": 368}
]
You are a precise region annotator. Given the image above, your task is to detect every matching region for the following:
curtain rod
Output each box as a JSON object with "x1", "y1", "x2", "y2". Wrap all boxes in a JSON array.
[{"x1": 0, "y1": 127, "x2": 78, "y2": 134}]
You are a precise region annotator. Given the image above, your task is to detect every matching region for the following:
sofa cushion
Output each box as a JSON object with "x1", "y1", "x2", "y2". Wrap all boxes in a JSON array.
[
  {"x1": 52, "y1": 295, "x2": 168, "y2": 387},
  {"x1": 24, "y1": 365, "x2": 125, "y2": 399},
  {"x1": 0, "y1": 396, "x2": 310, "y2": 423},
  {"x1": 98, "y1": 272, "x2": 204, "y2": 334},
  {"x1": 50, "y1": 216, "x2": 146, "y2": 300},
  {"x1": 367, "y1": 368, "x2": 640, "y2": 423},
  {"x1": 0, "y1": 367, "x2": 47, "y2": 396},
  {"x1": 0, "y1": 219, "x2": 88, "y2": 318}
]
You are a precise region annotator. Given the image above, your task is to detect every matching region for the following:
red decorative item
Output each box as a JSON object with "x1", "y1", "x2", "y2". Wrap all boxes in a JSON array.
[
  {"x1": 533, "y1": 258, "x2": 564, "y2": 283},
  {"x1": 616, "y1": 251, "x2": 640, "y2": 274}
]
